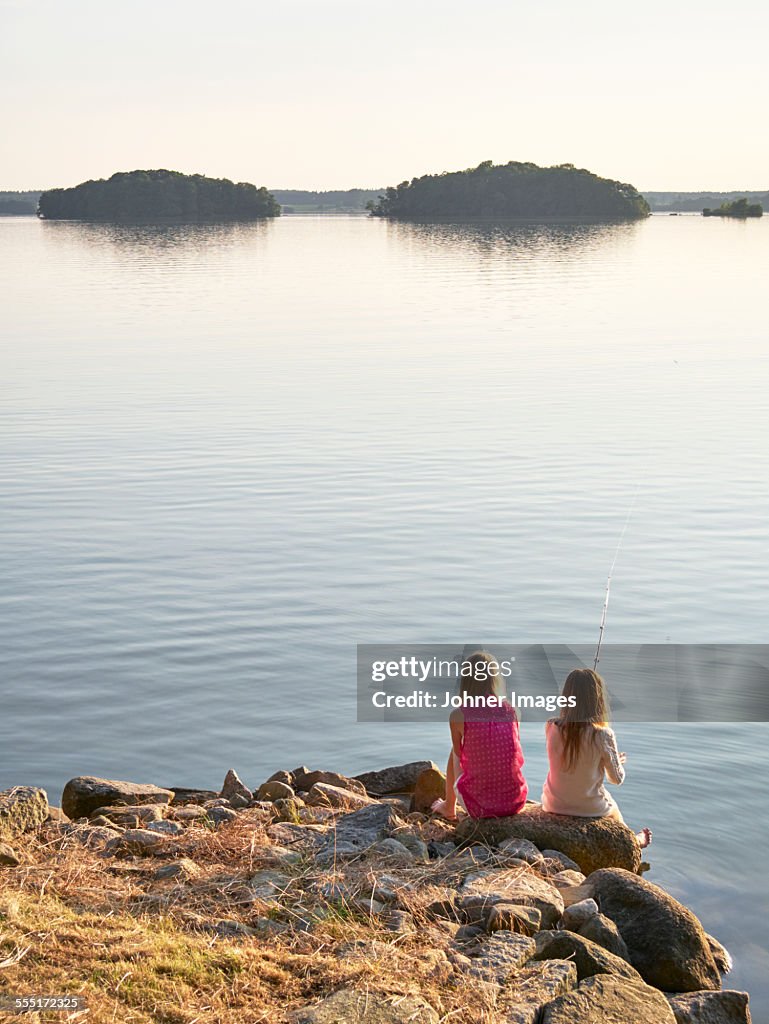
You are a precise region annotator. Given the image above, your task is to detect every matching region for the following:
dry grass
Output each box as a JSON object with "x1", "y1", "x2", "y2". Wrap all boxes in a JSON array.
[{"x1": 0, "y1": 814, "x2": 508, "y2": 1024}]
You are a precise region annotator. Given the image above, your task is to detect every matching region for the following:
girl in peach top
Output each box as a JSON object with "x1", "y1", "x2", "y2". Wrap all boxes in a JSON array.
[{"x1": 542, "y1": 668, "x2": 652, "y2": 848}]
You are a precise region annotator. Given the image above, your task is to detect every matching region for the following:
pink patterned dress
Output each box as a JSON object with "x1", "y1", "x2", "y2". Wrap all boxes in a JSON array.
[{"x1": 456, "y1": 702, "x2": 528, "y2": 819}]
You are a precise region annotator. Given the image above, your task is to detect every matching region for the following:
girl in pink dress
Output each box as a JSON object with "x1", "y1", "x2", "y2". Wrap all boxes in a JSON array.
[{"x1": 431, "y1": 650, "x2": 528, "y2": 820}]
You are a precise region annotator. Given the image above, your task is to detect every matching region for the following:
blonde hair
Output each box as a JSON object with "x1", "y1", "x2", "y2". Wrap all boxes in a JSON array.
[{"x1": 557, "y1": 668, "x2": 610, "y2": 769}]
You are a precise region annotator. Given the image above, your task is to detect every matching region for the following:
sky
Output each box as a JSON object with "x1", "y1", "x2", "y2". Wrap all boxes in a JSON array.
[{"x1": 2, "y1": 0, "x2": 768, "y2": 193}]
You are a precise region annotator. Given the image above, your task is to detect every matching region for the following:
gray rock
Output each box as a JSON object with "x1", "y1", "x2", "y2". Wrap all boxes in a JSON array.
[
  {"x1": 585, "y1": 868, "x2": 722, "y2": 992},
  {"x1": 577, "y1": 913, "x2": 630, "y2": 960},
  {"x1": 153, "y1": 858, "x2": 200, "y2": 881},
  {"x1": 562, "y1": 898, "x2": 599, "y2": 930},
  {"x1": 532, "y1": 930, "x2": 644, "y2": 984},
  {"x1": 428, "y1": 840, "x2": 455, "y2": 858},
  {"x1": 706, "y1": 934, "x2": 733, "y2": 974},
  {"x1": 331, "y1": 802, "x2": 403, "y2": 850},
  {"x1": 265, "y1": 770, "x2": 294, "y2": 787},
  {"x1": 169, "y1": 805, "x2": 209, "y2": 823},
  {"x1": 455, "y1": 804, "x2": 641, "y2": 875},
  {"x1": 354, "y1": 761, "x2": 439, "y2": 795},
  {"x1": 46, "y1": 806, "x2": 69, "y2": 823},
  {"x1": 467, "y1": 931, "x2": 537, "y2": 984},
  {"x1": 291, "y1": 988, "x2": 439, "y2": 1024},
  {"x1": 551, "y1": 869, "x2": 586, "y2": 889},
  {"x1": 146, "y1": 820, "x2": 185, "y2": 836},
  {"x1": 0, "y1": 842, "x2": 20, "y2": 866},
  {"x1": 461, "y1": 868, "x2": 564, "y2": 928},
  {"x1": 293, "y1": 770, "x2": 367, "y2": 796},
  {"x1": 369, "y1": 838, "x2": 414, "y2": 861},
  {"x1": 207, "y1": 806, "x2": 238, "y2": 827},
  {"x1": 61, "y1": 778, "x2": 172, "y2": 820},
  {"x1": 205, "y1": 918, "x2": 260, "y2": 938},
  {"x1": 541, "y1": 974, "x2": 676, "y2": 1023},
  {"x1": 541, "y1": 850, "x2": 582, "y2": 873},
  {"x1": 455, "y1": 924, "x2": 486, "y2": 943},
  {"x1": 91, "y1": 804, "x2": 166, "y2": 826},
  {"x1": 262, "y1": 844, "x2": 302, "y2": 867},
  {"x1": 485, "y1": 903, "x2": 542, "y2": 936},
  {"x1": 667, "y1": 990, "x2": 751, "y2": 1023},
  {"x1": 58, "y1": 823, "x2": 121, "y2": 847},
  {"x1": 498, "y1": 837, "x2": 545, "y2": 865},
  {"x1": 502, "y1": 960, "x2": 578, "y2": 1024},
  {"x1": 168, "y1": 787, "x2": 217, "y2": 805},
  {"x1": 315, "y1": 842, "x2": 362, "y2": 868},
  {"x1": 247, "y1": 869, "x2": 291, "y2": 903},
  {"x1": 257, "y1": 780, "x2": 295, "y2": 802},
  {"x1": 0, "y1": 786, "x2": 50, "y2": 841},
  {"x1": 203, "y1": 798, "x2": 232, "y2": 808},
  {"x1": 219, "y1": 769, "x2": 253, "y2": 809},
  {"x1": 306, "y1": 782, "x2": 373, "y2": 810},
  {"x1": 266, "y1": 822, "x2": 328, "y2": 852},
  {"x1": 449, "y1": 844, "x2": 494, "y2": 867},
  {"x1": 104, "y1": 828, "x2": 172, "y2": 857},
  {"x1": 90, "y1": 814, "x2": 121, "y2": 829},
  {"x1": 369, "y1": 874, "x2": 413, "y2": 904},
  {"x1": 381, "y1": 910, "x2": 416, "y2": 934},
  {"x1": 390, "y1": 832, "x2": 429, "y2": 862}
]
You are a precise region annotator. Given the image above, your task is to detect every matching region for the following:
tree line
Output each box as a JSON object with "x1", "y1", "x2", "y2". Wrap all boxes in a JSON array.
[
  {"x1": 38, "y1": 170, "x2": 280, "y2": 222},
  {"x1": 702, "y1": 198, "x2": 763, "y2": 219},
  {"x1": 367, "y1": 161, "x2": 650, "y2": 221}
]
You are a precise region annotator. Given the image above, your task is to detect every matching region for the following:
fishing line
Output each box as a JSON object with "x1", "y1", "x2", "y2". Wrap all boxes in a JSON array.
[{"x1": 593, "y1": 483, "x2": 640, "y2": 669}]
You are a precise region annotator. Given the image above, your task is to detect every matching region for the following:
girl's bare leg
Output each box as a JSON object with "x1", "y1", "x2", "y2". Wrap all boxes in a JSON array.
[
  {"x1": 605, "y1": 803, "x2": 652, "y2": 847},
  {"x1": 431, "y1": 750, "x2": 458, "y2": 819}
]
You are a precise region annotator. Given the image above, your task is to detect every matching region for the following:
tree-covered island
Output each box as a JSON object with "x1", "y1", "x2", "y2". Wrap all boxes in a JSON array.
[
  {"x1": 37, "y1": 170, "x2": 280, "y2": 222},
  {"x1": 702, "y1": 197, "x2": 763, "y2": 218},
  {"x1": 367, "y1": 160, "x2": 650, "y2": 221}
]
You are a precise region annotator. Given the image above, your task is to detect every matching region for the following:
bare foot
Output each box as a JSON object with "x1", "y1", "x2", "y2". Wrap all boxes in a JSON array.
[
  {"x1": 431, "y1": 798, "x2": 457, "y2": 821},
  {"x1": 636, "y1": 827, "x2": 653, "y2": 848}
]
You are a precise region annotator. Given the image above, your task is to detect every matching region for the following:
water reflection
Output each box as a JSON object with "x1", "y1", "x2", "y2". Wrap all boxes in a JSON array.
[
  {"x1": 39, "y1": 218, "x2": 274, "y2": 261},
  {"x1": 387, "y1": 219, "x2": 640, "y2": 261}
]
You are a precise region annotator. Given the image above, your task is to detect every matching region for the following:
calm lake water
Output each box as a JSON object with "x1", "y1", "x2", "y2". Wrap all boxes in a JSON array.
[{"x1": 2, "y1": 214, "x2": 768, "y2": 1008}]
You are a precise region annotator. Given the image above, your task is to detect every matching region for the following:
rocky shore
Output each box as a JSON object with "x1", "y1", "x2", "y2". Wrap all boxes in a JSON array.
[{"x1": 0, "y1": 764, "x2": 751, "y2": 1023}]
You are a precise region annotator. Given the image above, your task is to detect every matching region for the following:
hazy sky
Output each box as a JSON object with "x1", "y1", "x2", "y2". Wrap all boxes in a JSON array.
[{"x1": 2, "y1": 0, "x2": 768, "y2": 192}]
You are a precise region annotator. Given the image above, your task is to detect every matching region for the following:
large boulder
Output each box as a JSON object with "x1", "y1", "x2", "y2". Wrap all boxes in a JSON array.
[
  {"x1": 0, "y1": 786, "x2": 49, "y2": 841},
  {"x1": 291, "y1": 988, "x2": 438, "y2": 1023},
  {"x1": 532, "y1": 930, "x2": 643, "y2": 984},
  {"x1": 354, "y1": 761, "x2": 439, "y2": 795},
  {"x1": 455, "y1": 804, "x2": 640, "y2": 875},
  {"x1": 585, "y1": 868, "x2": 721, "y2": 993},
  {"x1": 667, "y1": 990, "x2": 751, "y2": 1024},
  {"x1": 541, "y1": 974, "x2": 676, "y2": 1023},
  {"x1": 62, "y1": 777, "x2": 173, "y2": 820}
]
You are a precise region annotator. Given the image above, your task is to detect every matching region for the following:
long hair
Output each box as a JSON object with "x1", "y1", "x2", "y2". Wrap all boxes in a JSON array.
[
  {"x1": 557, "y1": 668, "x2": 610, "y2": 770},
  {"x1": 459, "y1": 650, "x2": 501, "y2": 701}
]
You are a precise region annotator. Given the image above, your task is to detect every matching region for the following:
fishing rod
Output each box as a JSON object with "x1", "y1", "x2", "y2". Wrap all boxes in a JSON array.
[{"x1": 593, "y1": 486, "x2": 639, "y2": 670}]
